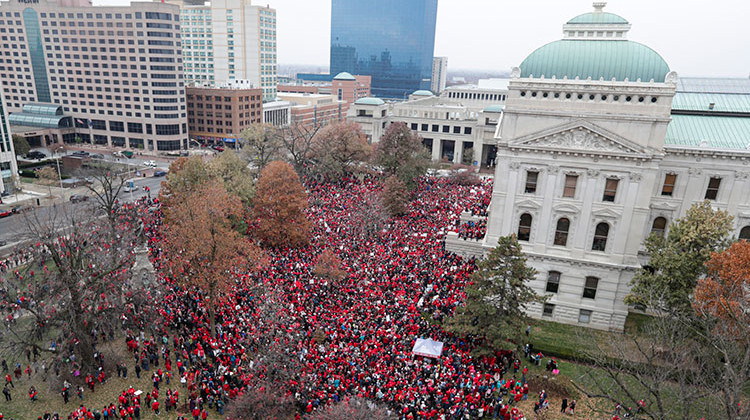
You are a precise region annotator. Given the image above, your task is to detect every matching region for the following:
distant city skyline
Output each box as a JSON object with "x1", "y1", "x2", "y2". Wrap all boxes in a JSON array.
[{"x1": 93, "y1": 0, "x2": 750, "y2": 77}]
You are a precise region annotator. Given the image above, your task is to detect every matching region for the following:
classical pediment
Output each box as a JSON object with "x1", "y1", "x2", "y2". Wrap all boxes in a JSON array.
[
  {"x1": 509, "y1": 120, "x2": 649, "y2": 156},
  {"x1": 516, "y1": 199, "x2": 542, "y2": 210},
  {"x1": 552, "y1": 203, "x2": 581, "y2": 214},
  {"x1": 591, "y1": 207, "x2": 622, "y2": 219}
]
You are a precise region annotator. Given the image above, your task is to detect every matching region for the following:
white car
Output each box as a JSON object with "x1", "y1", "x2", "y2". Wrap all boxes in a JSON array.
[
  {"x1": 123, "y1": 185, "x2": 135, "y2": 193},
  {"x1": 143, "y1": 160, "x2": 157, "y2": 167}
]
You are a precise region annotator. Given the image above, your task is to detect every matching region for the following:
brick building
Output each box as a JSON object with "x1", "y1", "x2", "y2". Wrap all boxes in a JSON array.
[{"x1": 186, "y1": 86, "x2": 262, "y2": 144}]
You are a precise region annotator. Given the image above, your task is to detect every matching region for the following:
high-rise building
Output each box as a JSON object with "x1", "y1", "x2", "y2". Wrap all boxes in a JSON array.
[
  {"x1": 0, "y1": 0, "x2": 189, "y2": 151},
  {"x1": 0, "y1": 91, "x2": 19, "y2": 196},
  {"x1": 431, "y1": 57, "x2": 447, "y2": 94},
  {"x1": 330, "y1": 0, "x2": 438, "y2": 99},
  {"x1": 174, "y1": 0, "x2": 277, "y2": 102}
]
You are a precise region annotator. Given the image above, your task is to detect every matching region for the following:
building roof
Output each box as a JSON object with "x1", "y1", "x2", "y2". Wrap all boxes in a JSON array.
[
  {"x1": 412, "y1": 90, "x2": 434, "y2": 96},
  {"x1": 567, "y1": 11, "x2": 628, "y2": 25},
  {"x1": 22, "y1": 103, "x2": 63, "y2": 116},
  {"x1": 483, "y1": 105, "x2": 504, "y2": 113},
  {"x1": 672, "y1": 93, "x2": 750, "y2": 114},
  {"x1": 676, "y1": 77, "x2": 750, "y2": 94},
  {"x1": 333, "y1": 72, "x2": 356, "y2": 81},
  {"x1": 9, "y1": 113, "x2": 73, "y2": 129},
  {"x1": 665, "y1": 115, "x2": 750, "y2": 151},
  {"x1": 354, "y1": 97, "x2": 385, "y2": 106},
  {"x1": 520, "y1": 40, "x2": 670, "y2": 82}
]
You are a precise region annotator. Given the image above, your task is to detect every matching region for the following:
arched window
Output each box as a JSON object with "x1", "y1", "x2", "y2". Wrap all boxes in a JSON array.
[
  {"x1": 518, "y1": 213, "x2": 532, "y2": 241},
  {"x1": 651, "y1": 217, "x2": 667, "y2": 237},
  {"x1": 592, "y1": 222, "x2": 609, "y2": 251},
  {"x1": 554, "y1": 218, "x2": 570, "y2": 246},
  {"x1": 740, "y1": 226, "x2": 750, "y2": 240}
]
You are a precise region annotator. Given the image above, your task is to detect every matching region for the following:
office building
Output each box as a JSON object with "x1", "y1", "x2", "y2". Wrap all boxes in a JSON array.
[
  {"x1": 347, "y1": 80, "x2": 508, "y2": 166},
  {"x1": 431, "y1": 57, "x2": 447, "y2": 94},
  {"x1": 174, "y1": 0, "x2": 277, "y2": 102},
  {"x1": 444, "y1": 3, "x2": 750, "y2": 332},
  {"x1": 262, "y1": 100, "x2": 290, "y2": 127},
  {"x1": 186, "y1": 84, "x2": 262, "y2": 145},
  {"x1": 279, "y1": 72, "x2": 370, "y2": 103},
  {"x1": 277, "y1": 92, "x2": 346, "y2": 130},
  {"x1": 0, "y1": 0, "x2": 189, "y2": 151},
  {"x1": 330, "y1": 0, "x2": 438, "y2": 99},
  {"x1": 0, "y1": 91, "x2": 18, "y2": 196}
]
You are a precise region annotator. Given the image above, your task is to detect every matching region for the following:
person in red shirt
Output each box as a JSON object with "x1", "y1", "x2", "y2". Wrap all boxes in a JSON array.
[{"x1": 152, "y1": 399, "x2": 160, "y2": 415}]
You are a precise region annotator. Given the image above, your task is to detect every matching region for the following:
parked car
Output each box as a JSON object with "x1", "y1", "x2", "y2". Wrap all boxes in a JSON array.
[
  {"x1": 143, "y1": 160, "x2": 157, "y2": 167},
  {"x1": 91, "y1": 153, "x2": 105, "y2": 159},
  {"x1": 123, "y1": 184, "x2": 136, "y2": 193},
  {"x1": 153, "y1": 170, "x2": 167, "y2": 177},
  {"x1": 11, "y1": 205, "x2": 31, "y2": 214},
  {"x1": 0, "y1": 209, "x2": 12, "y2": 218},
  {"x1": 25, "y1": 151, "x2": 46, "y2": 160},
  {"x1": 112, "y1": 151, "x2": 124, "y2": 158},
  {"x1": 70, "y1": 194, "x2": 89, "y2": 203},
  {"x1": 71, "y1": 151, "x2": 90, "y2": 157},
  {"x1": 0, "y1": 240, "x2": 7, "y2": 247}
]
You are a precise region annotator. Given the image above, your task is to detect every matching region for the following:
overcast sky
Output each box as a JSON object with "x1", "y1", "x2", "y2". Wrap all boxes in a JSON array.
[{"x1": 98, "y1": 0, "x2": 750, "y2": 77}]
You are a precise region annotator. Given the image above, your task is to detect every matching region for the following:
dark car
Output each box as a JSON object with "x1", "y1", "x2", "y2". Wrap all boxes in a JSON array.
[
  {"x1": 25, "y1": 151, "x2": 46, "y2": 160},
  {"x1": 153, "y1": 170, "x2": 167, "y2": 177},
  {"x1": 70, "y1": 194, "x2": 89, "y2": 203},
  {"x1": 71, "y1": 151, "x2": 90, "y2": 157}
]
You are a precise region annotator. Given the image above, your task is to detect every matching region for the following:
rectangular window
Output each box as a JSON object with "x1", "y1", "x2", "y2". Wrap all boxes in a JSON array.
[
  {"x1": 421, "y1": 124, "x2": 428, "y2": 131},
  {"x1": 578, "y1": 309, "x2": 592, "y2": 324},
  {"x1": 583, "y1": 277, "x2": 599, "y2": 299},
  {"x1": 545, "y1": 271, "x2": 560, "y2": 293},
  {"x1": 661, "y1": 173, "x2": 676, "y2": 196},
  {"x1": 453, "y1": 126, "x2": 461, "y2": 134},
  {"x1": 431, "y1": 124, "x2": 438, "y2": 132},
  {"x1": 705, "y1": 177, "x2": 721, "y2": 200},
  {"x1": 563, "y1": 174, "x2": 578, "y2": 198},
  {"x1": 603, "y1": 178, "x2": 619, "y2": 202},
  {"x1": 525, "y1": 170, "x2": 539, "y2": 194},
  {"x1": 464, "y1": 127, "x2": 472, "y2": 135},
  {"x1": 442, "y1": 125, "x2": 449, "y2": 133},
  {"x1": 411, "y1": 123, "x2": 418, "y2": 130},
  {"x1": 542, "y1": 303, "x2": 554, "y2": 317}
]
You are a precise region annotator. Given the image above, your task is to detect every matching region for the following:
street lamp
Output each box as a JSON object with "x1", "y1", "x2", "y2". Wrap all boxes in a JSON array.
[{"x1": 53, "y1": 146, "x2": 65, "y2": 199}]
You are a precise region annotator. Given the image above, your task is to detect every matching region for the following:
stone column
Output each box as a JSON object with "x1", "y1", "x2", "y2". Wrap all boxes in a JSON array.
[
  {"x1": 125, "y1": 137, "x2": 130, "y2": 149},
  {"x1": 431, "y1": 139, "x2": 441, "y2": 162},
  {"x1": 473, "y1": 143, "x2": 482, "y2": 169},
  {"x1": 453, "y1": 140, "x2": 464, "y2": 164}
]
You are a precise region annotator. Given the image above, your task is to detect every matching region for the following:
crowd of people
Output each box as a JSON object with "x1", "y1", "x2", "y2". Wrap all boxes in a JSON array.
[
  {"x1": 455, "y1": 220, "x2": 487, "y2": 240},
  {"x1": 0, "y1": 174, "x2": 554, "y2": 419}
]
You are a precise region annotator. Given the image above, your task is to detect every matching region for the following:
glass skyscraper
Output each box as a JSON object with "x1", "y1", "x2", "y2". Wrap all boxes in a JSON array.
[{"x1": 330, "y1": 0, "x2": 438, "y2": 99}]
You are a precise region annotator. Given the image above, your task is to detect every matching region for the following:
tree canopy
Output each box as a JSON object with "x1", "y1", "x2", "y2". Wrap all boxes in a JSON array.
[
  {"x1": 239, "y1": 123, "x2": 283, "y2": 174},
  {"x1": 627, "y1": 201, "x2": 733, "y2": 313},
  {"x1": 380, "y1": 175, "x2": 409, "y2": 216},
  {"x1": 252, "y1": 161, "x2": 311, "y2": 248},
  {"x1": 447, "y1": 235, "x2": 542, "y2": 353},
  {"x1": 308, "y1": 122, "x2": 371, "y2": 180},
  {"x1": 372, "y1": 122, "x2": 428, "y2": 189},
  {"x1": 12, "y1": 134, "x2": 30, "y2": 156}
]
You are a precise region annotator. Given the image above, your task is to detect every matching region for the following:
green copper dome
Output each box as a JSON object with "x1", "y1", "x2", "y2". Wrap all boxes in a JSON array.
[
  {"x1": 567, "y1": 12, "x2": 628, "y2": 25},
  {"x1": 412, "y1": 90, "x2": 434, "y2": 96},
  {"x1": 354, "y1": 97, "x2": 385, "y2": 105},
  {"x1": 520, "y1": 40, "x2": 670, "y2": 82},
  {"x1": 333, "y1": 72, "x2": 356, "y2": 81}
]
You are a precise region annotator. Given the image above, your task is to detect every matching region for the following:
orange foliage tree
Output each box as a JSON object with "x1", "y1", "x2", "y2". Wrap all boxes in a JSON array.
[
  {"x1": 252, "y1": 161, "x2": 311, "y2": 248},
  {"x1": 313, "y1": 249, "x2": 346, "y2": 283},
  {"x1": 162, "y1": 181, "x2": 263, "y2": 337},
  {"x1": 693, "y1": 240, "x2": 750, "y2": 337}
]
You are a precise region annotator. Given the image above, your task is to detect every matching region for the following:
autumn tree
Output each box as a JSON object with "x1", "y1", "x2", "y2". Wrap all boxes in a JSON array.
[
  {"x1": 209, "y1": 149, "x2": 255, "y2": 205},
  {"x1": 692, "y1": 241, "x2": 750, "y2": 419},
  {"x1": 0, "y1": 202, "x2": 153, "y2": 373},
  {"x1": 380, "y1": 175, "x2": 409, "y2": 216},
  {"x1": 314, "y1": 249, "x2": 346, "y2": 283},
  {"x1": 36, "y1": 166, "x2": 59, "y2": 197},
  {"x1": 446, "y1": 235, "x2": 542, "y2": 353},
  {"x1": 226, "y1": 385, "x2": 295, "y2": 420},
  {"x1": 239, "y1": 123, "x2": 283, "y2": 174},
  {"x1": 308, "y1": 122, "x2": 371, "y2": 180},
  {"x1": 626, "y1": 200, "x2": 733, "y2": 313},
  {"x1": 12, "y1": 134, "x2": 30, "y2": 156},
  {"x1": 160, "y1": 156, "x2": 211, "y2": 208},
  {"x1": 252, "y1": 161, "x2": 311, "y2": 248},
  {"x1": 308, "y1": 397, "x2": 395, "y2": 420},
  {"x1": 280, "y1": 123, "x2": 321, "y2": 174},
  {"x1": 372, "y1": 122, "x2": 429, "y2": 189},
  {"x1": 162, "y1": 181, "x2": 262, "y2": 337}
]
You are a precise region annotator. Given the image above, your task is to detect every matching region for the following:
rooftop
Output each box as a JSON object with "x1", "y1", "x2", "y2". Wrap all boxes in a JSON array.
[
  {"x1": 672, "y1": 92, "x2": 750, "y2": 114},
  {"x1": 412, "y1": 90, "x2": 434, "y2": 96},
  {"x1": 333, "y1": 72, "x2": 356, "y2": 81},
  {"x1": 354, "y1": 97, "x2": 385, "y2": 106},
  {"x1": 665, "y1": 115, "x2": 750, "y2": 151}
]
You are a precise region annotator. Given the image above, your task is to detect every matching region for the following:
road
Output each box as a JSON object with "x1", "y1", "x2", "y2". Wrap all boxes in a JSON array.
[{"x1": 0, "y1": 174, "x2": 165, "y2": 249}]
